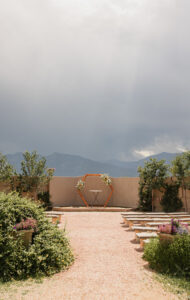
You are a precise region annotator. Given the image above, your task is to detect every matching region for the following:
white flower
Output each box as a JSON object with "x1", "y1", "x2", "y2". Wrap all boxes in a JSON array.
[
  {"x1": 76, "y1": 179, "x2": 85, "y2": 191},
  {"x1": 100, "y1": 174, "x2": 112, "y2": 185}
]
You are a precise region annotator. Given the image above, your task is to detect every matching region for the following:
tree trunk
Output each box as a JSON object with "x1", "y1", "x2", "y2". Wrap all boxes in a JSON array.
[
  {"x1": 152, "y1": 189, "x2": 154, "y2": 212},
  {"x1": 184, "y1": 188, "x2": 187, "y2": 212}
]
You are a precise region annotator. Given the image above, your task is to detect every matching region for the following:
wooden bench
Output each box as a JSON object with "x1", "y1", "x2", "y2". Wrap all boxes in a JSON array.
[
  {"x1": 45, "y1": 211, "x2": 64, "y2": 223},
  {"x1": 136, "y1": 232, "x2": 158, "y2": 247},
  {"x1": 121, "y1": 212, "x2": 165, "y2": 217},
  {"x1": 146, "y1": 222, "x2": 170, "y2": 227},
  {"x1": 132, "y1": 226, "x2": 158, "y2": 233},
  {"x1": 123, "y1": 217, "x2": 143, "y2": 226},
  {"x1": 45, "y1": 211, "x2": 64, "y2": 215},
  {"x1": 122, "y1": 214, "x2": 170, "y2": 220},
  {"x1": 166, "y1": 215, "x2": 190, "y2": 219},
  {"x1": 175, "y1": 218, "x2": 190, "y2": 223},
  {"x1": 141, "y1": 239, "x2": 151, "y2": 248},
  {"x1": 122, "y1": 214, "x2": 189, "y2": 220},
  {"x1": 167, "y1": 212, "x2": 189, "y2": 215},
  {"x1": 124, "y1": 216, "x2": 190, "y2": 226},
  {"x1": 45, "y1": 214, "x2": 61, "y2": 224},
  {"x1": 122, "y1": 212, "x2": 189, "y2": 216},
  {"x1": 126, "y1": 218, "x2": 170, "y2": 228}
]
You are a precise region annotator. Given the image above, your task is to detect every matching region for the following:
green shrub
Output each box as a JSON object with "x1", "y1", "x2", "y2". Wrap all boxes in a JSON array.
[
  {"x1": 160, "y1": 183, "x2": 183, "y2": 212},
  {"x1": 138, "y1": 158, "x2": 169, "y2": 211},
  {"x1": 143, "y1": 236, "x2": 190, "y2": 278},
  {"x1": 0, "y1": 192, "x2": 74, "y2": 281},
  {"x1": 37, "y1": 191, "x2": 52, "y2": 210},
  {"x1": 138, "y1": 184, "x2": 152, "y2": 211}
]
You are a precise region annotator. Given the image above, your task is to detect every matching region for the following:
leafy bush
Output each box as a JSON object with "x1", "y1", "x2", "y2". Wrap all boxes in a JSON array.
[
  {"x1": 15, "y1": 151, "x2": 54, "y2": 198},
  {"x1": 143, "y1": 236, "x2": 190, "y2": 278},
  {"x1": 0, "y1": 152, "x2": 15, "y2": 183},
  {"x1": 138, "y1": 158, "x2": 169, "y2": 211},
  {"x1": 37, "y1": 191, "x2": 52, "y2": 210},
  {"x1": 138, "y1": 184, "x2": 152, "y2": 211},
  {"x1": 160, "y1": 183, "x2": 183, "y2": 212},
  {"x1": 0, "y1": 192, "x2": 74, "y2": 281}
]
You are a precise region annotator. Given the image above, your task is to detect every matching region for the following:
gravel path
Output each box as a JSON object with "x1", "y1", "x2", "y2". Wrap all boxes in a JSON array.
[{"x1": 4, "y1": 212, "x2": 180, "y2": 300}]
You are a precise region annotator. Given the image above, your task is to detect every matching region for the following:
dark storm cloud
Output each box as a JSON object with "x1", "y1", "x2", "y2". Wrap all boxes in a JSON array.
[{"x1": 0, "y1": 0, "x2": 190, "y2": 161}]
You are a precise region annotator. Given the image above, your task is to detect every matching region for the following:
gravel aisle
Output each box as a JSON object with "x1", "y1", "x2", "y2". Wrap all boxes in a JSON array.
[{"x1": 10, "y1": 212, "x2": 180, "y2": 300}]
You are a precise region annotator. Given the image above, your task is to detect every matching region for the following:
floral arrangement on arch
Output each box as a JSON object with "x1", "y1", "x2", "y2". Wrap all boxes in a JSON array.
[
  {"x1": 76, "y1": 174, "x2": 112, "y2": 191},
  {"x1": 76, "y1": 179, "x2": 85, "y2": 191},
  {"x1": 100, "y1": 174, "x2": 112, "y2": 186},
  {"x1": 158, "y1": 219, "x2": 189, "y2": 235}
]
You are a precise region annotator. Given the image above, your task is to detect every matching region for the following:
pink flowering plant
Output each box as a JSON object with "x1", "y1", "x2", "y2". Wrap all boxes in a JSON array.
[
  {"x1": 13, "y1": 218, "x2": 37, "y2": 231},
  {"x1": 158, "y1": 218, "x2": 189, "y2": 235}
]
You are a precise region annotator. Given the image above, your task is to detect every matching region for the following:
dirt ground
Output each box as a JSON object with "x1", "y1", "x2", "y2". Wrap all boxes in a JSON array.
[{"x1": 1, "y1": 212, "x2": 182, "y2": 300}]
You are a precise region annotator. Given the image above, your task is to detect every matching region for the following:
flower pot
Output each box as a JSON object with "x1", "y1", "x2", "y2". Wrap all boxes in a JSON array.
[{"x1": 14, "y1": 229, "x2": 34, "y2": 248}]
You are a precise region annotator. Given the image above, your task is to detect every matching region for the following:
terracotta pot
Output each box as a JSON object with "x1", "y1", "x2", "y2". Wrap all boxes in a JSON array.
[{"x1": 14, "y1": 229, "x2": 34, "y2": 248}]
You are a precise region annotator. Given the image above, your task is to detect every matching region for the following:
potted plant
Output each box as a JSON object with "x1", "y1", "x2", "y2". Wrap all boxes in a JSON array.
[
  {"x1": 13, "y1": 218, "x2": 37, "y2": 248},
  {"x1": 158, "y1": 219, "x2": 189, "y2": 243}
]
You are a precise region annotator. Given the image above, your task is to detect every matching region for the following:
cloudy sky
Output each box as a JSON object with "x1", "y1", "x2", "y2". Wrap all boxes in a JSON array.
[{"x1": 0, "y1": 0, "x2": 190, "y2": 161}]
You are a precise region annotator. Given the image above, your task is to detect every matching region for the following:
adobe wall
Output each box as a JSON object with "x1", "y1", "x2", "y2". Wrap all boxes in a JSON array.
[
  {"x1": 1, "y1": 176, "x2": 189, "y2": 212},
  {"x1": 49, "y1": 176, "x2": 139, "y2": 208},
  {"x1": 49, "y1": 176, "x2": 190, "y2": 211},
  {"x1": 153, "y1": 188, "x2": 190, "y2": 212},
  {"x1": 0, "y1": 182, "x2": 11, "y2": 193}
]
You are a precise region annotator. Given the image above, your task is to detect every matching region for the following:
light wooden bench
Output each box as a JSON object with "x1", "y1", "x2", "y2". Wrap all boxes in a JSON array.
[
  {"x1": 124, "y1": 216, "x2": 190, "y2": 226},
  {"x1": 123, "y1": 214, "x2": 189, "y2": 219},
  {"x1": 121, "y1": 212, "x2": 165, "y2": 217},
  {"x1": 136, "y1": 232, "x2": 158, "y2": 247},
  {"x1": 126, "y1": 218, "x2": 170, "y2": 228},
  {"x1": 141, "y1": 239, "x2": 151, "y2": 248},
  {"x1": 122, "y1": 214, "x2": 170, "y2": 220},
  {"x1": 132, "y1": 226, "x2": 158, "y2": 233},
  {"x1": 45, "y1": 214, "x2": 61, "y2": 224},
  {"x1": 176, "y1": 218, "x2": 190, "y2": 223},
  {"x1": 146, "y1": 222, "x2": 170, "y2": 227},
  {"x1": 45, "y1": 211, "x2": 64, "y2": 215},
  {"x1": 45, "y1": 211, "x2": 64, "y2": 222},
  {"x1": 146, "y1": 221, "x2": 190, "y2": 228},
  {"x1": 168, "y1": 212, "x2": 189, "y2": 215},
  {"x1": 123, "y1": 217, "x2": 143, "y2": 226},
  {"x1": 166, "y1": 215, "x2": 190, "y2": 219},
  {"x1": 122, "y1": 212, "x2": 189, "y2": 216}
]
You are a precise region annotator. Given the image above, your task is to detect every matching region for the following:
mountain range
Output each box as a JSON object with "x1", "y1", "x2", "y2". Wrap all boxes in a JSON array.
[{"x1": 5, "y1": 152, "x2": 180, "y2": 177}]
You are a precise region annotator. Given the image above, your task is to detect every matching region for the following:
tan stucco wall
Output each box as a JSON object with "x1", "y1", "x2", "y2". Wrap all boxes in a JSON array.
[
  {"x1": 49, "y1": 176, "x2": 139, "y2": 208},
  {"x1": 49, "y1": 176, "x2": 190, "y2": 211},
  {"x1": 0, "y1": 182, "x2": 11, "y2": 193},
  {"x1": 153, "y1": 181, "x2": 190, "y2": 212},
  {"x1": 1, "y1": 176, "x2": 189, "y2": 211}
]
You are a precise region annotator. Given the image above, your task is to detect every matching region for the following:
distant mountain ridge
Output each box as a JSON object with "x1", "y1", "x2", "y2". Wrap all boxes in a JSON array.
[{"x1": 6, "y1": 152, "x2": 180, "y2": 177}]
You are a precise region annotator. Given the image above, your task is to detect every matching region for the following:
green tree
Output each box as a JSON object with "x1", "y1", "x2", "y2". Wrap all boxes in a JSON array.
[
  {"x1": 171, "y1": 151, "x2": 190, "y2": 211},
  {"x1": 17, "y1": 151, "x2": 54, "y2": 200},
  {"x1": 0, "y1": 152, "x2": 15, "y2": 184},
  {"x1": 138, "y1": 158, "x2": 169, "y2": 211},
  {"x1": 160, "y1": 182, "x2": 183, "y2": 212}
]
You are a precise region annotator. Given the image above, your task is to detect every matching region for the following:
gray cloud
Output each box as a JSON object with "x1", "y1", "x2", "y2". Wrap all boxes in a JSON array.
[{"x1": 0, "y1": 0, "x2": 190, "y2": 161}]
